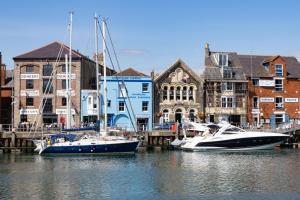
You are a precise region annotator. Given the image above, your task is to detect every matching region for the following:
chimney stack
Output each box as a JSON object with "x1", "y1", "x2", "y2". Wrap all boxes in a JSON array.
[{"x1": 205, "y1": 42, "x2": 210, "y2": 57}]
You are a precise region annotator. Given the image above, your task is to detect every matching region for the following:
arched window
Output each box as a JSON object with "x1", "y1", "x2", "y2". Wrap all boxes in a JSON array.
[
  {"x1": 183, "y1": 86, "x2": 187, "y2": 100},
  {"x1": 163, "y1": 86, "x2": 168, "y2": 101},
  {"x1": 176, "y1": 86, "x2": 181, "y2": 100},
  {"x1": 170, "y1": 86, "x2": 174, "y2": 100},
  {"x1": 189, "y1": 86, "x2": 194, "y2": 101}
]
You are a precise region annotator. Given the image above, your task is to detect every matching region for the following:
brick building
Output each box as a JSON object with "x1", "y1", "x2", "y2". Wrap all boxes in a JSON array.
[
  {"x1": 239, "y1": 55, "x2": 300, "y2": 128},
  {"x1": 13, "y1": 41, "x2": 113, "y2": 128}
]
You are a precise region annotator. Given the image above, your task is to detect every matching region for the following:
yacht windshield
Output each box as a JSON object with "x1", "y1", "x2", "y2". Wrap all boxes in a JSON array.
[{"x1": 223, "y1": 126, "x2": 245, "y2": 134}]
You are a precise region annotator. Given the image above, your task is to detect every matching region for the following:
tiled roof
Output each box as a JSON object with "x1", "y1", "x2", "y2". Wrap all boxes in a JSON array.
[
  {"x1": 115, "y1": 67, "x2": 148, "y2": 77},
  {"x1": 204, "y1": 44, "x2": 300, "y2": 79},
  {"x1": 13, "y1": 41, "x2": 90, "y2": 61}
]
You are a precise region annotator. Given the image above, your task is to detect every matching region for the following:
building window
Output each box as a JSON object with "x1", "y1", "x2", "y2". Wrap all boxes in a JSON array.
[
  {"x1": 275, "y1": 114, "x2": 284, "y2": 124},
  {"x1": 119, "y1": 101, "x2": 125, "y2": 111},
  {"x1": 170, "y1": 86, "x2": 174, "y2": 100},
  {"x1": 163, "y1": 86, "x2": 168, "y2": 100},
  {"x1": 275, "y1": 97, "x2": 283, "y2": 109},
  {"x1": 223, "y1": 68, "x2": 233, "y2": 79},
  {"x1": 275, "y1": 79, "x2": 283, "y2": 91},
  {"x1": 43, "y1": 79, "x2": 53, "y2": 93},
  {"x1": 176, "y1": 86, "x2": 181, "y2": 100},
  {"x1": 119, "y1": 84, "x2": 127, "y2": 97},
  {"x1": 142, "y1": 101, "x2": 148, "y2": 112},
  {"x1": 218, "y1": 54, "x2": 228, "y2": 66},
  {"x1": 107, "y1": 100, "x2": 111, "y2": 107},
  {"x1": 62, "y1": 80, "x2": 66, "y2": 89},
  {"x1": 43, "y1": 98, "x2": 52, "y2": 113},
  {"x1": 252, "y1": 79, "x2": 259, "y2": 86},
  {"x1": 275, "y1": 64, "x2": 283, "y2": 77},
  {"x1": 221, "y1": 97, "x2": 234, "y2": 108},
  {"x1": 163, "y1": 109, "x2": 169, "y2": 123},
  {"x1": 26, "y1": 97, "x2": 34, "y2": 106},
  {"x1": 182, "y1": 86, "x2": 187, "y2": 100},
  {"x1": 189, "y1": 86, "x2": 194, "y2": 101},
  {"x1": 142, "y1": 83, "x2": 148, "y2": 92},
  {"x1": 226, "y1": 82, "x2": 233, "y2": 91},
  {"x1": 221, "y1": 97, "x2": 227, "y2": 108},
  {"x1": 26, "y1": 65, "x2": 34, "y2": 73},
  {"x1": 43, "y1": 64, "x2": 53, "y2": 76},
  {"x1": 26, "y1": 80, "x2": 34, "y2": 89},
  {"x1": 253, "y1": 97, "x2": 259, "y2": 109},
  {"x1": 62, "y1": 97, "x2": 67, "y2": 106}
]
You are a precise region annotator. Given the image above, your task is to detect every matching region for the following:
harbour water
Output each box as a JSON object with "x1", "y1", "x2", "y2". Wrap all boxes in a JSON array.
[{"x1": 0, "y1": 150, "x2": 300, "y2": 200}]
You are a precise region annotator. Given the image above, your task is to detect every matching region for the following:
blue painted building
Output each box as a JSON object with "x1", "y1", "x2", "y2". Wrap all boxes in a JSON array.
[{"x1": 81, "y1": 68, "x2": 153, "y2": 131}]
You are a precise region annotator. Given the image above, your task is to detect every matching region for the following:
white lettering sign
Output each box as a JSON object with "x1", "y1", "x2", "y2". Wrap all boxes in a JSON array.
[
  {"x1": 57, "y1": 74, "x2": 76, "y2": 80},
  {"x1": 259, "y1": 80, "x2": 275, "y2": 87},
  {"x1": 57, "y1": 90, "x2": 75, "y2": 97},
  {"x1": 20, "y1": 74, "x2": 39, "y2": 79},
  {"x1": 285, "y1": 98, "x2": 298, "y2": 103},
  {"x1": 87, "y1": 108, "x2": 98, "y2": 115},
  {"x1": 260, "y1": 97, "x2": 274, "y2": 102},
  {"x1": 20, "y1": 90, "x2": 39, "y2": 97},
  {"x1": 56, "y1": 109, "x2": 76, "y2": 115},
  {"x1": 19, "y1": 109, "x2": 39, "y2": 115}
]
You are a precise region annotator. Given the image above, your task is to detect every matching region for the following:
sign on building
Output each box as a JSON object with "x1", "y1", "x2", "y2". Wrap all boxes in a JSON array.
[
  {"x1": 19, "y1": 109, "x2": 39, "y2": 115},
  {"x1": 285, "y1": 98, "x2": 298, "y2": 103},
  {"x1": 57, "y1": 74, "x2": 76, "y2": 80},
  {"x1": 56, "y1": 109, "x2": 76, "y2": 115},
  {"x1": 260, "y1": 97, "x2": 274, "y2": 102},
  {"x1": 20, "y1": 90, "x2": 39, "y2": 96},
  {"x1": 20, "y1": 74, "x2": 39, "y2": 79},
  {"x1": 57, "y1": 90, "x2": 75, "y2": 97},
  {"x1": 259, "y1": 80, "x2": 275, "y2": 87}
]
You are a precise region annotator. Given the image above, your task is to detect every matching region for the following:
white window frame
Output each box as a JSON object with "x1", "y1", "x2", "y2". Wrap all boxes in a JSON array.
[
  {"x1": 275, "y1": 64, "x2": 283, "y2": 77},
  {"x1": 218, "y1": 53, "x2": 228, "y2": 66},
  {"x1": 275, "y1": 79, "x2": 283, "y2": 91},
  {"x1": 226, "y1": 82, "x2": 233, "y2": 91},
  {"x1": 275, "y1": 114, "x2": 284, "y2": 124},
  {"x1": 119, "y1": 84, "x2": 127, "y2": 97},
  {"x1": 275, "y1": 96, "x2": 283, "y2": 109},
  {"x1": 221, "y1": 96, "x2": 235, "y2": 108},
  {"x1": 163, "y1": 110, "x2": 169, "y2": 123}
]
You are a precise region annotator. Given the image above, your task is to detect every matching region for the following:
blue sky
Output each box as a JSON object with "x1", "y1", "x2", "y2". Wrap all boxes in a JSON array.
[{"x1": 1, "y1": 0, "x2": 300, "y2": 74}]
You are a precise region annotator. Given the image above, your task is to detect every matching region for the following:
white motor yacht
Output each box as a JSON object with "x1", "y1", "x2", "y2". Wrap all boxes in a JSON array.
[{"x1": 181, "y1": 122, "x2": 289, "y2": 151}]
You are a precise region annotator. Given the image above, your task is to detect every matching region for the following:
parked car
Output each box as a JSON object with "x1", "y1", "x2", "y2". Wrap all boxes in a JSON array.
[{"x1": 154, "y1": 122, "x2": 175, "y2": 130}]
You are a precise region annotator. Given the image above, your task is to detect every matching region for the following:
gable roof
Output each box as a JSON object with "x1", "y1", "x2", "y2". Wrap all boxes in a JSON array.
[
  {"x1": 155, "y1": 58, "x2": 202, "y2": 83},
  {"x1": 13, "y1": 41, "x2": 91, "y2": 61},
  {"x1": 115, "y1": 67, "x2": 148, "y2": 77}
]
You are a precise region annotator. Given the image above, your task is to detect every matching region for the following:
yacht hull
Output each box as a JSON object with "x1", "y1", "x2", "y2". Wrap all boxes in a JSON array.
[
  {"x1": 182, "y1": 135, "x2": 288, "y2": 151},
  {"x1": 40, "y1": 141, "x2": 140, "y2": 155}
]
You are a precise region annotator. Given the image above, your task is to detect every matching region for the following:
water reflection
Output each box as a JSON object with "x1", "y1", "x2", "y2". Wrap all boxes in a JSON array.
[{"x1": 0, "y1": 150, "x2": 300, "y2": 199}]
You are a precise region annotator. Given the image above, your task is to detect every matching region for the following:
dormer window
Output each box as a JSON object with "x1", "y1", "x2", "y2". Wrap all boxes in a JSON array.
[
  {"x1": 263, "y1": 63, "x2": 269, "y2": 71},
  {"x1": 223, "y1": 68, "x2": 233, "y2": 79},
  {"x1": 275, "y1": 64, "x2": 283, "y2": 77},
  {"x1": 219, "y1": 54, "x2": 228, "y2": 67}
]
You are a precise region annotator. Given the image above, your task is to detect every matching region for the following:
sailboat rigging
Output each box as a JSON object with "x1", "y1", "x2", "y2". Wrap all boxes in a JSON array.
[{"x1": 35, "y1": 13, "x2": 140, "y2": 155}]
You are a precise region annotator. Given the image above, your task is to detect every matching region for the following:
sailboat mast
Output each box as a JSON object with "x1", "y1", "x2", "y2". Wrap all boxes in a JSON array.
[
  {"x1": 67, "y1": 12, "x2": 73, "y2": 129},
  {"x1": 95, "y1": 14, "x2": 100, "y2": 121},
  {"x1": 102, "y1": 19, "x2": 107, "y2": 134}
]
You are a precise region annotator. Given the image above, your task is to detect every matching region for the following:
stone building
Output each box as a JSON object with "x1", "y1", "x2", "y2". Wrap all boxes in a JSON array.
[
  {"x1": 203, "y1": 43, "x2": 248, "y2": 126},
  {"x1": 153, "y1": 59, "x2": 204, "y2": 124},
  {"x1": 13, "y1": 41, "x2": 113, "y2": 128}
]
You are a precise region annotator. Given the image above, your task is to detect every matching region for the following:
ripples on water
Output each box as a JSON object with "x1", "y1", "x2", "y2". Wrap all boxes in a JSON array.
[{"x1": 0, "y1": 150, "x2": 300, "y2": 200}]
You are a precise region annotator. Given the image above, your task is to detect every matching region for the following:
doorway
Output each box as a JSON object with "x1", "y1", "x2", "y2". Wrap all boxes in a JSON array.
[
  {"x1": 175, "y1": 109, "x2": 182, "y2": 123},
  {"x1": 137, "y1": 118, "x2": 148, "y2": 131}
]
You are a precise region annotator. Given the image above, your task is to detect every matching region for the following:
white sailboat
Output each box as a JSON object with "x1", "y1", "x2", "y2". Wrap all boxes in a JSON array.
[{"x1": 38, "y1": 13, "x2": 140, "y2": 155}]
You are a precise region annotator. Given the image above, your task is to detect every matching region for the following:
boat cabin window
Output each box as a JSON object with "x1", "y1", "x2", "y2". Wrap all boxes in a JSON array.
[{"x1": 223, "y1": 127, "x2": 245, "y2": 134}]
